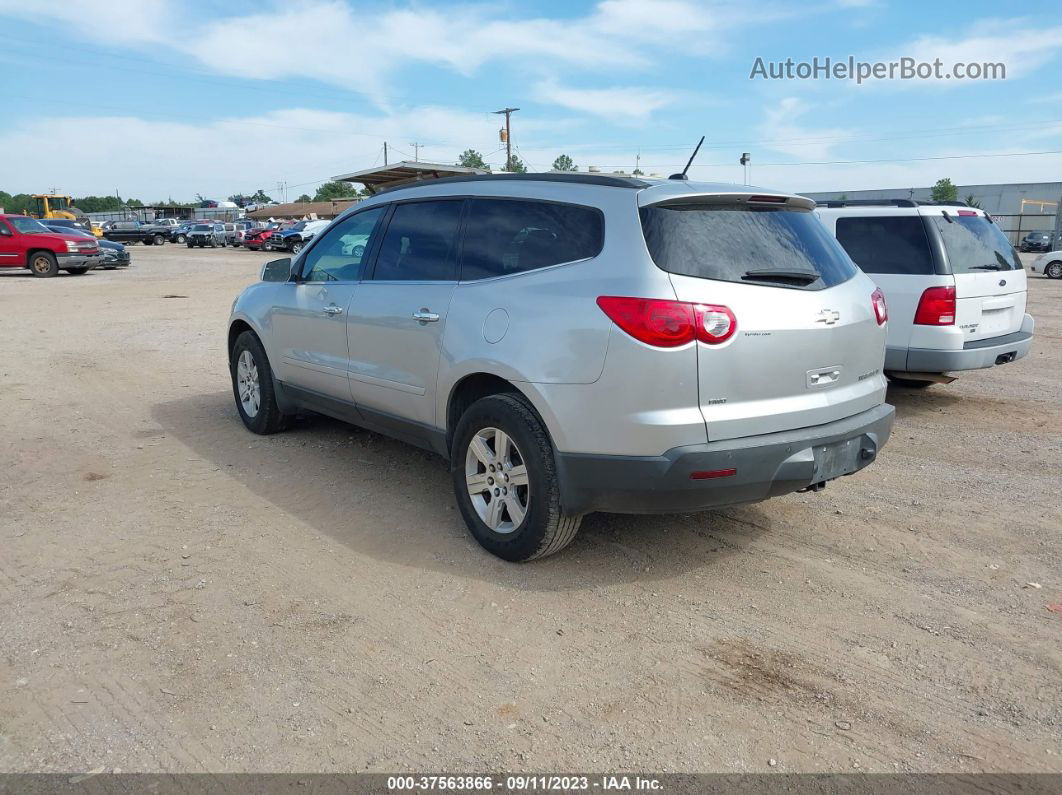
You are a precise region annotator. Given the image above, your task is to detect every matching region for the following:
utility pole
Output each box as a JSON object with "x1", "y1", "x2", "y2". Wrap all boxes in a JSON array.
[
  {"x1": 384, "y1": 141, "x2": 388, "y2": 165},
  {"x1": 409, "y1": 142, "x2": 422, "y2": 161},
  {"x1": 493, "y1": 107, "x2": 519, "y2": 171}
]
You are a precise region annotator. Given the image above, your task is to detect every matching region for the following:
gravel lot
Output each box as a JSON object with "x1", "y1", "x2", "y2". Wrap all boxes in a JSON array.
[{"x1": 0, "y1": 245, "x2": 1059, "y2": 774}]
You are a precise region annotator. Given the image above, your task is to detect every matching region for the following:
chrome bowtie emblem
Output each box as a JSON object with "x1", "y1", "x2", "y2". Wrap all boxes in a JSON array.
[{"x1": 816, "y1": 309, "x2": 840, "y2": 326}]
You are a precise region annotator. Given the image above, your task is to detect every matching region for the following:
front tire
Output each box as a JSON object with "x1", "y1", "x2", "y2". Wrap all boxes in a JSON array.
[
  {"x1": 451, "y1": 393, "x2": 582, "y2": 562},
  {"x1": 230, "y1": 331, "x2": 290, "y2": 435},
  {"x1": 176, "y1": 234, "x2": 187, "y2": 244},
  {"x1": 291, "y1": 241, "x2": 303, "y2": 254},
  {"x1": 66, "y1": 267, "x2": 89, "y2": 275},
  {"x1": 29, "y1": 251, "x2": 59, "y2": 277},
  {"x1": 1045, "y1": 261, "x2": 1062, "y2": 279}
]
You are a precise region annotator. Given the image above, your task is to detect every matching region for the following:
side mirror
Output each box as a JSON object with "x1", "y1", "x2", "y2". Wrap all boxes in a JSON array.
[{"x1": 261, "y1": 257, "x2": 294, "y2": 282}]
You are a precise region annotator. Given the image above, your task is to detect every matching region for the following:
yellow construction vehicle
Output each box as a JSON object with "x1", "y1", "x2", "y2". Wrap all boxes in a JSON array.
[{"x1": 29, "y1": 194, "x2": 102, "y2": 236}]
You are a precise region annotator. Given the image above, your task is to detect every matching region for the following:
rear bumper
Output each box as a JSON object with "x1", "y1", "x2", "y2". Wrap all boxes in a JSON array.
[
  {"x1": 555, "y1": 403, "x2": 895, "y2": 515},
  {"x1": 889, "y1": 314, "x2": 1034, "y2": 373}
]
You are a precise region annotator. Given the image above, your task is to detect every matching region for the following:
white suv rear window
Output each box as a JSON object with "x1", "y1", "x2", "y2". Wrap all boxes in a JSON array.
[{"x1": 929, "y1": 215, "x2": 1021, "y2": 273}]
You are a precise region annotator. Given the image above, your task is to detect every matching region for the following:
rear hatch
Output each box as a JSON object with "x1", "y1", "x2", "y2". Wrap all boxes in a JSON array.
[
  {"x1": 924, "y1": 209, "x2": 1027, "y2": 341},
  {"x1": 640, "y1": 194, "x2": 887, "y2": 442}
]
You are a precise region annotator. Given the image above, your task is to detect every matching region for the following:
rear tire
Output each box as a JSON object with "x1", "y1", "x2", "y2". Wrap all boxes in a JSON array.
[
  {"x1": 1045, "y1": 261, "x2": 1062, "y2": 279},
  {"x1": 451, "y1": 393, "x2": 582, "y2": 562},
  {"x1": 29, "y1": 251, "x2": 59, "y2": 278},
  {"x1": 152, "y1": 234, "x2": 165, "y2": 245},
  {"x1": 230, "y1": 331, "x2": 290, "y2": 435},
  {"x1": 176, "y1": 234, "x2": 187, "y2": 244}
]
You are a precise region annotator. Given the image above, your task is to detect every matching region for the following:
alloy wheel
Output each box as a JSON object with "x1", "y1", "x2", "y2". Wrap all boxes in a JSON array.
[
  {"x1": 465, "y1": 427, "x2": 530, "y2": 533},
  {"x1": 236, "y1": 350, "x2": 261, "y2": 418}
]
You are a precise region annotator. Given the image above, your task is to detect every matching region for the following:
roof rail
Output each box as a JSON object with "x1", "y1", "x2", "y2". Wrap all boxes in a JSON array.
[
  {"x1": 915, "y1": 200, "x2": 970, "y2": 207},
  {"x1": 819, "y1": 198, "x2": 918, "y2": 208},
  {"x1": 377, "y1": 172, "x2": 652, "y2": 193}
]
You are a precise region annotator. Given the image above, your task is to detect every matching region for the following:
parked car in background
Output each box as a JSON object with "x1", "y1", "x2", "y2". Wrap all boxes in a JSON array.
[
  {"x1": 186, "y1": 223, "x2": 226, "y2": 248},
  {"x1": 43, "y1": 222, "x2": 129, "y2": 268},
  {"x1": 169, "y1": 222, "x2": 196, "y2": 243},
  {"x1": 268, "y1": 219, "x2": 330, "y2": 254},
  {"x1": 32, "y1": 217, "x2": 95, "y2": 236},
  {"x1": 231, "y1": 221, "x2": 256, "y2": 247},
  {"x1": 0, "y1": 213, "x2": 101, "y2": 276},
  {"x1": 227, "y1": 174, "x2": 894, "y2": 561},
  {"x1": 103, "y1": 220, "x2": 170, "y2": 246},
  {"x1": 243, "y1": 227, "x2": 277, "y2": 251},
  {"x1": 1019, "y1": 231, "x2": 1052, "y2": 252},
  {"x1": 816, "y1": 199, "x2": 1033, "y2": 388},
  {"x1": 1030, "y1": 249, "x2": 1062, "y2": 279},
  {"x1": 221, "y1": 223, "x2": 239, "y2": 245}
]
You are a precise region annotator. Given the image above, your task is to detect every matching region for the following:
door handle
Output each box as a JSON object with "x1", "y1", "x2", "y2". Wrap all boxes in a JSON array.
[
  {"x1": 413, "y1": 310, "x2": 440, "y2": 323},
  {"x1": 322, "y1": 304, "x2": 344, "y2": 315}
]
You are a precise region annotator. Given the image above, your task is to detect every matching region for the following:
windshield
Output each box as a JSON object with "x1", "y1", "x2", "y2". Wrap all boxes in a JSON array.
[
  {"x1": 640, "y1": 205, "x2": 857, "y2": 289},
  {"x1": 930, "y1": 214, "x2": 1021, "y2": 273},
  {"x1": 192, "y1": 224, "x2": 210, "y2": 231},
  {"x1": 9, "y1": 216, "x2": 50, "y2": 234}
]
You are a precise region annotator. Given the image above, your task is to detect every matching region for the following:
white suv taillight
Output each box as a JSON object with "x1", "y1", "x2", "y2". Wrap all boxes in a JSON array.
[
  {"x1": 871, "y1": 287, "x2": 888, "y2": 325},
  {"x1": 596, "y1": 296, "x2": 737, "y2": 347},
  {"x1": 914, "y1": 286, "x2": 956, "y2": 325}
]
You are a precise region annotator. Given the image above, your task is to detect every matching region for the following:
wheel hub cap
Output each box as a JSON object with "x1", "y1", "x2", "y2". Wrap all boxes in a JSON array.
[
  {"x1": 236, "y1": 350, "x2": 261, "y2": 418},
  {"x1": 465, "y1": 427, "x2": 530, "y2": 534}
]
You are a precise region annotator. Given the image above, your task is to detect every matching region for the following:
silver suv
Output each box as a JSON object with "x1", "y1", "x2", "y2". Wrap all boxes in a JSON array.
[
  {"x1": 227, "y1": 174, "x2": 894, "y2": 561},
  {"x1": 816, "y1": 200, "x2": 1033, "y2": 388}
]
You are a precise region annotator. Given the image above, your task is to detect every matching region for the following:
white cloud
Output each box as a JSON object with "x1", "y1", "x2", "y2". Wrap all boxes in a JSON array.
[
  {"x1": 533, "y1": 82, "x2": 679, "y2": 124},
  {"x1": 757, "y1": 97, "x2": 855, "y2": 160},
  {"x1": 0, "y1": 0, "x2": 735, "y2": 109},
  {"x1": 877, "y1": 18, "x2": 1062, "y2": 88},
  {"x1": 0, "y1": 106, "x2": 509, "y2": 200}
]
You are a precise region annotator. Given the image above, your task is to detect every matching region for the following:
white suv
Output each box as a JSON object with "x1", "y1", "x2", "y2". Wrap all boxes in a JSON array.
[{"x1": 816, "y1": 200, "x2": 1034, "y2": 387}]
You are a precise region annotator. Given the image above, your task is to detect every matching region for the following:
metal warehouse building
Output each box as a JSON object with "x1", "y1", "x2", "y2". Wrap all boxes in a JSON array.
[{"x1": 802, "y1": 181, "x2": 1061, "y2": 245}]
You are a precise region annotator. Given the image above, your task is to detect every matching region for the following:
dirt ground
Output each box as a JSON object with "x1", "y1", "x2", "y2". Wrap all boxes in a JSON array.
[{"x1": 0, "y1": 244, "x2": 1059, "y2": 774}]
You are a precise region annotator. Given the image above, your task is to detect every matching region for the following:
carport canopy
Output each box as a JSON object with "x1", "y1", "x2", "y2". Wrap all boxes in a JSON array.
[{"x1": 332, "y1": 161, "x2": 489, "y2": 193}]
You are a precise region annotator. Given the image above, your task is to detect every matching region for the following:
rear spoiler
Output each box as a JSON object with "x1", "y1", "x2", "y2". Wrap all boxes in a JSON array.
[{"x1": 641, "y1": 192, "x2": 816, "y2": 212}]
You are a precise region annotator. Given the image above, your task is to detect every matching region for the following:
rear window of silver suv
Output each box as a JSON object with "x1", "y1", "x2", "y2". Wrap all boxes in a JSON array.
[{"x1": 640, "y1": 204, "x2": 857, "y2": 290}]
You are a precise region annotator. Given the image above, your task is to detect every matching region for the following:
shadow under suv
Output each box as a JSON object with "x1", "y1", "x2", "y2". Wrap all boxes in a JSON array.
[{"x1": 228, "y1": 174, "x2": 894, "y2": 561}]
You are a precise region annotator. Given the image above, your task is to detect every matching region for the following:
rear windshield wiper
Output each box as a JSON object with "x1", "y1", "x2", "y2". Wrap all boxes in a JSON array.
[
  {"x1": 742, "y1": 268, "x2": 821, "y2": 285},
  {"x1": 968, "y1": 264, "x2": 1003, "y2": 271}
]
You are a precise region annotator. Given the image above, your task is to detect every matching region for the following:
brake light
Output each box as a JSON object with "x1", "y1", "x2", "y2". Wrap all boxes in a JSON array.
[
  {"x1": 871, "y1": 287, "x2": 888, "y2": 325},
  {"x1": 914, "y1": 286, "x2": 956, "y2": 325},
  {"x1": 596, "y1": 296, "x2": 737, "y2": 347}
]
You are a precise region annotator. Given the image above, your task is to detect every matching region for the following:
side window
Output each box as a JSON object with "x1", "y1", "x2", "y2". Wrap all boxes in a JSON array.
[
  {"x1": 372, "y1": 200, "x2": 463, "y2": 281},
  {"x1": 301, "y1": 206, "x2": 386, "y2": 282},
  {"x1": 835, "y1": 216, "x2": 935, "y2": 275},
  {"x1": 461, "y1": 198, "x2": 603, "y2": 281}
]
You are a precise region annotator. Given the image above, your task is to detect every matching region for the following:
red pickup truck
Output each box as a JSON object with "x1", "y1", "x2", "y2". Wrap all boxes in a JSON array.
[{"x1": 0, "y1": 214, "x2": 102, "y2": 277}]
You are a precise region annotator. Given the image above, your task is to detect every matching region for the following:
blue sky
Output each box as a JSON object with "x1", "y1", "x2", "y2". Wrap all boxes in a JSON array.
[{"x1": 1, "y1": 0, "x2": 1060, "y2": 201}]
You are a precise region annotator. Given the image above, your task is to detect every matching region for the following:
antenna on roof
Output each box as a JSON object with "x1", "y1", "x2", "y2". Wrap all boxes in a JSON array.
[{"x1": 670, "y1": 136, "x2": 705, "y2": 180}]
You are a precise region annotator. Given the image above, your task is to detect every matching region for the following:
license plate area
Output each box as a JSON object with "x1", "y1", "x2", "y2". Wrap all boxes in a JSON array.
[{"x1": 814, "y1": 438, "x2": 861, "y2": 482}]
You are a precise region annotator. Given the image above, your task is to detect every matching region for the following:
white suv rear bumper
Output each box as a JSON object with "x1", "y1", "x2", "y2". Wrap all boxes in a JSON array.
[{"x1": 887, "y1": 313, "x2": 1034, "y2": 373}]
